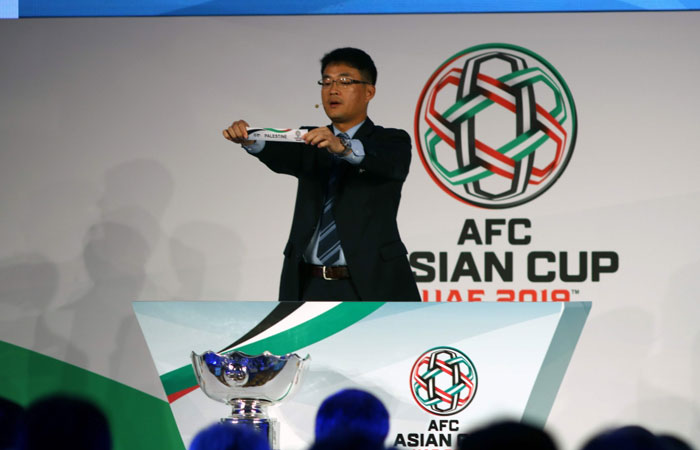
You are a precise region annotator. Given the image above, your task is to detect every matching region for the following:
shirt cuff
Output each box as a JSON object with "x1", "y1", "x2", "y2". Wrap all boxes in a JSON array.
[
  {"x1": 242, "y1": 140, "x2": 265, "y2": 154},
  {"x1": 340, "y1": 139, "x2": 365, "y2": 165}
]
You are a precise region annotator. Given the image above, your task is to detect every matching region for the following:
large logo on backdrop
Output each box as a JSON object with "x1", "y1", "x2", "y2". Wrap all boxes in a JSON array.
[
  {"x1": 410, "y1": 347, "x2": 478, "y2": 415},
  {"x1": 414, "y1": 43, "x2": 577, "y2": 208}
]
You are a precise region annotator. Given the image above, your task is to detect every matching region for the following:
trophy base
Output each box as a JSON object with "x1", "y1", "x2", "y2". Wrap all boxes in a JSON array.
[
  {"x1": 221, "y1": 417, "x2": 279, "y2": 450},
  {"x1": 222, "y1": 400, "x2": 279, "y2": 450}
]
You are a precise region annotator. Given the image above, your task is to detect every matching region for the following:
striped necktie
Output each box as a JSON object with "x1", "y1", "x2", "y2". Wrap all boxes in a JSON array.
[{"x1": 315, "y1": 133, "x2": 348, "y2": 266}]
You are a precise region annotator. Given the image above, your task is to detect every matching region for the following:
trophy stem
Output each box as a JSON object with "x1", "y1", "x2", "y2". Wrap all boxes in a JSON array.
[
  {"x1": 222, "y1": 400, "x2": 279, "y2": 450},
  {"x1": 229, "y1": 399, "x2": 269, "y2": 418}
]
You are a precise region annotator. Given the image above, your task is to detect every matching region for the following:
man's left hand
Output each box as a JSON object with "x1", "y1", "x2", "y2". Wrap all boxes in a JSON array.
[{"x1": 303, "y1": 127, "x2": 349, "y2": 155}]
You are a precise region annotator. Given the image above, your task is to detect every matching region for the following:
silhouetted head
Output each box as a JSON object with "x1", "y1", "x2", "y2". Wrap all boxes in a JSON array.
[
  {"x1": 457, "y1": 420, "x2": 557, "y2": 450},
  {"x1": 657, "y1": 433, "x2": 694, "y2": 450},
  {"x1": 309, "y1": 432, "x2": 387, "y2": 450},
  {"x1": 315, "y1": 388, "x2": 389, "y2": 446},
  {"x1": 0, "y1": 397, "x2": 24, "y2": 450},
  {"x1": 189, "y1": 422, "x2": 270, "y2": 450},
  {"x1": 22, "y1": 394, "x2": 111, "y2": 450},
  {"x1": 581, "y1": 425, "x2": 665, "y2": 450}
]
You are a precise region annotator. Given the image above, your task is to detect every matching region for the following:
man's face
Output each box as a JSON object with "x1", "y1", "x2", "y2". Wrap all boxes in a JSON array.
[{"x1": 321, "y1": 63, "x2": 375, "y2": 130}]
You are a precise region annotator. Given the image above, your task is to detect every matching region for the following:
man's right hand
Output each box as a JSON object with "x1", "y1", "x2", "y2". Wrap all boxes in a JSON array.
[{"x1": 223, "y1": 120, "x2": 255, "y2": 146}]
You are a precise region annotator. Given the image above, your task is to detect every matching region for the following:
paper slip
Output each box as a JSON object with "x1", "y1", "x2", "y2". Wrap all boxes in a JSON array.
[{"x1": 246, "y1": 127, "x2": 307, "y2": 142}]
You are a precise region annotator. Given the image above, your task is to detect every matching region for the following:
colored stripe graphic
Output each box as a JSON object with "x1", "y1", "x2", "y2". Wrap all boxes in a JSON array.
[
  {"x1": 0, "y1": 340, "x2": 184, "y2": 450},
  {"x1": 222, "y1": 302, "x2": 305, "y2": 351},
  {"x1": 161, "y1": 302, "x2": 385, "y2": 401},
  {"x1": 221, "y1": 302, "x2": 340, "y2": 352},
  {"x1": 424, "y1": 67, "x2": 567, "y2": 186}
]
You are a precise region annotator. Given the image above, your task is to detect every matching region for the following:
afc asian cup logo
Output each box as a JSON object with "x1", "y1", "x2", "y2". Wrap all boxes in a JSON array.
[
  {"x1": 410, "y1": 346, "x2": 477, "y2": 416},
  {"x1": 414, "y1": 43, "x2": 577, "y2": 208}
]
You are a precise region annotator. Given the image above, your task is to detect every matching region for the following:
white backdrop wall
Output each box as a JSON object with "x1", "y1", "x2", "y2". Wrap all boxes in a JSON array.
[{"x1": 1, "y1": 13, "x2": 699, "y2": 449}]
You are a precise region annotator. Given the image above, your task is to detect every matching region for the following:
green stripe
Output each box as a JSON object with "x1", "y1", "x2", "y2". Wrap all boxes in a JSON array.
[
  {"x1": 453, "y1": 98, "x2": 492, "y2": 124},
  {"x1": 446, "y1": 384, "x2": 465, "y2": 395},
  {"x1": 500, "y1": 66, "x2": 540, "y2": 83},
  {"x1": 423, "y1": 368, "x2": 441, "y2": 379},
  {"x1": 160, "y1": 365, "x2": 197, "y2": 398},
  {"x1": 424, "y1": 129, "x2": 492, "y2": 186},
  {"x1": 0, "y1": 340, "x2": 184, "y2": 450},
  {"x1": 161, "y1": 302, "x2": 385, "y2": 396},
  {"x1": 498, "y1": 129, "x2": 538, "y2": 156},
  {"x1": 513, "y1": 133, "x2": 550, "y2": 161}
]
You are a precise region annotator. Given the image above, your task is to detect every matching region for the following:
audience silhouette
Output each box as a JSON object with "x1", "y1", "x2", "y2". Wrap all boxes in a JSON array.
[
  {"x1": 20, "y1": 395, "x2": 111, "y2": 450},
  {"x1": 314, "y1": 388, "x2": 390, "y2": 446},
  {"x1": 3, "y1": 391, "x2": 696, "y2": 450},
  {"x1": 0, "y1": 397, "x2": 24, "y2": 450},
  {"x1": 457, "y1": 419, "x2": 558, "y2": 450},
  {"x1": 580, "y1": 425, "x2": 695, "y2": 450},
  {"x1": 189, "y1": 422, "x2": 270, "y2": 450}
]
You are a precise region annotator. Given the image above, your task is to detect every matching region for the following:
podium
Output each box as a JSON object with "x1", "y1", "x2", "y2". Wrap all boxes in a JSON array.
[{"x1": 133, "y1": 301, "x2": 590, "y2": 449}]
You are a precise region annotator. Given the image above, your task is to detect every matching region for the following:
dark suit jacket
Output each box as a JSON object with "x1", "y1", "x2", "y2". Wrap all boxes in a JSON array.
[{"x1": 253, "y1": 118, "x2": 421, "y2": 302}]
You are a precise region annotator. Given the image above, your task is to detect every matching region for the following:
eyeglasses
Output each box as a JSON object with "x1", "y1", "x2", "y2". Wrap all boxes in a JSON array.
[{"x1": 317, "y1": 77, "x2": 373, "y2": 89}]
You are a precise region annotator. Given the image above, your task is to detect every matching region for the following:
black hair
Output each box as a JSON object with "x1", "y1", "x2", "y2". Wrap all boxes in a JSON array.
[{"x1": 321, "y1": 47, "x2": 377, "y2": 85}]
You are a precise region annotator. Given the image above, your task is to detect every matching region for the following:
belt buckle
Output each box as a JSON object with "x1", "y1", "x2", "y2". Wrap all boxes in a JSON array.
[{"x1": 322, "y1": 266, "x2": 333, "y2": 281}]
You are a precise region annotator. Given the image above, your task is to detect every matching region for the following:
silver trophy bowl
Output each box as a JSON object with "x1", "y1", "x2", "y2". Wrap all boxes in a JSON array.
[{"x1": 191, "y1": 350, "x2": 309, "y2": 450}]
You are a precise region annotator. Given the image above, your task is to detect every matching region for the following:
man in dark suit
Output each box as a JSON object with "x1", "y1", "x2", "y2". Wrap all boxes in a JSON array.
[{"x1": 224, "y1": 48, "x2": 420, "y2": 302}]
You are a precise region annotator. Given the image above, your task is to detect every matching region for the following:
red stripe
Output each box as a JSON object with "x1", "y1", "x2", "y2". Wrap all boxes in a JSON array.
[
  {"x1": 433, "y1": 384, "x2": 470, "y2": 406},
  {"x1": 478, "y1": 73, "x2": 510, "y2": 91},
  {"x1": 426, "y1": 69, "x2": 461, "y2": 149},
  {"x1": 529, "y1": 105, "x2": 565, "y2": 182},
  {"x1": 413, "y1": 50, "x2": 487, "y2": 209},
  {"x1": 478, "y1": 75, "x2": 517, "y2": 114},
  {"x1": 475, "y1": 139, "x2": 515, "y2": 168},
  {"x1": 167, "y1": 385, "x2": 199, "y2": 403},
  {"x1": 481, "y1": 160, "x2": 514, "y2": 180},
  {"x1": 536, "y1": 104, "x2": 566, "y2": 136},
  {"x1": 433, "y1": 385, "x2": 453, "y2": 403},
  {"x1": 536, "y1": 104, "x2": 566, "y2": 167}
]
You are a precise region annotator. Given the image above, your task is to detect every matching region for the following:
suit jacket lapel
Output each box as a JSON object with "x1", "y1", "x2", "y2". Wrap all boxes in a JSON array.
[
  {"x1": 326, "y1": 118, "x2": 375, "y2": 140},
  {"x1": 352, "y1": 118, "x2": 375, "y2": 140}
]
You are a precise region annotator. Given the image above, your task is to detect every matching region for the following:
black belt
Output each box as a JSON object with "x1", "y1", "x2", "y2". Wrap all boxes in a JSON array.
[{"x1": 306, "y1": 264, "x2": 351, "y2": 280}]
